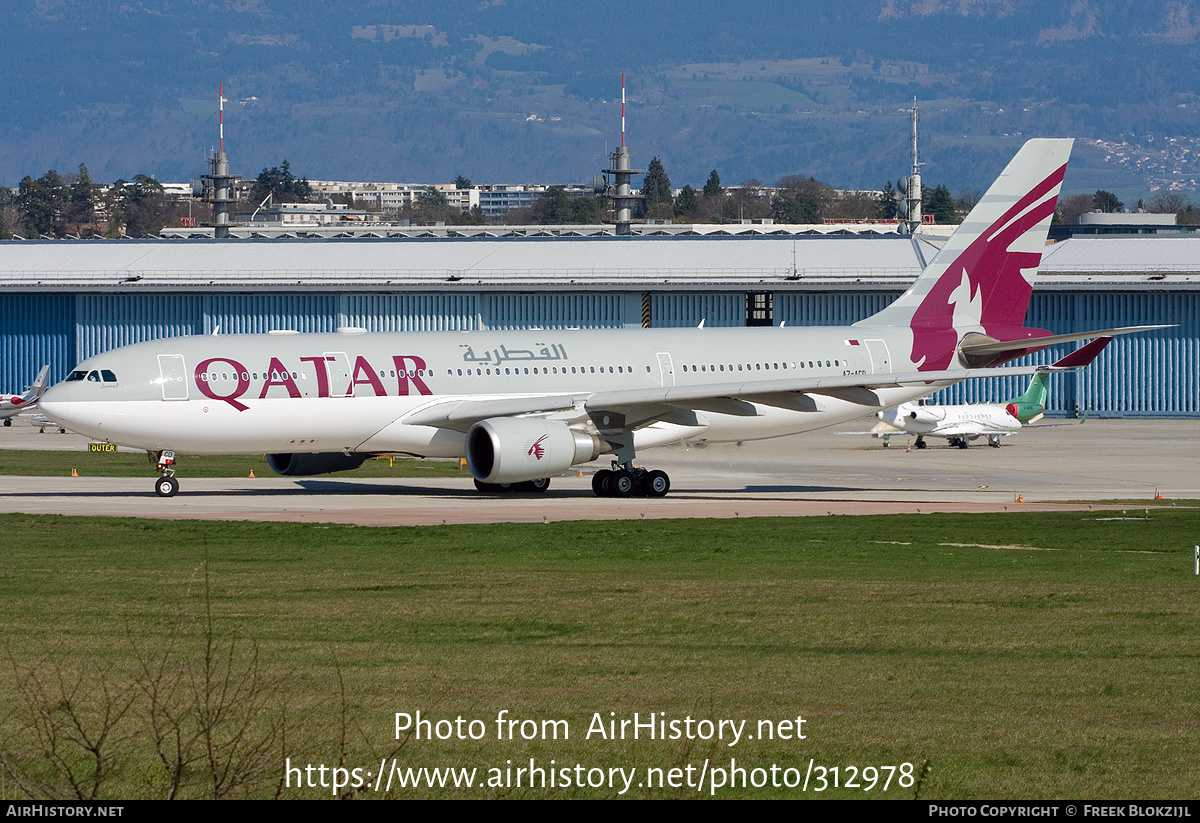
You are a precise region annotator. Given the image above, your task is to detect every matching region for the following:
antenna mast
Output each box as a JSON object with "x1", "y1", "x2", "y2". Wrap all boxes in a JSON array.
[
  {"x1": 601, "y1": 74, "x2": 643, "y2": 235},
  {"x1": 200, "y1": 83, "x2": 241, "y2": 239},
  {"x1": 897, "y1": 99, "x2": 923, "y2": 235}
]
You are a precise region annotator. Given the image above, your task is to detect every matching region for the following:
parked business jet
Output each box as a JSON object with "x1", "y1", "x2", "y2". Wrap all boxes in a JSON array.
[
  {"x1": 872, "y1": 337, "x2": 1108, "y2": 448},
  {"x1": 1, "y1": 366, "x2": 50, "y2": 426},
  {"x1": 37, "y1": 139, "x2": 1154, "y2": 498}
]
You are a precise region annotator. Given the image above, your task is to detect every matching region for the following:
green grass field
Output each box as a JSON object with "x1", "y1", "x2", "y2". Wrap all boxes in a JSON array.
[{"x1": 0, "y1": 511, "x2": 1196, "y2": 799}]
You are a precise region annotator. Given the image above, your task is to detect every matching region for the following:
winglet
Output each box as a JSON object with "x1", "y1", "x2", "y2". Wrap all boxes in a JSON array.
[{"x1": 1048, "y1": 336, "x2": 1112, "y2": 369}]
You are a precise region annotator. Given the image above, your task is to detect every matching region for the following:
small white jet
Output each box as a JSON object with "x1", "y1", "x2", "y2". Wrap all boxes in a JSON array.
[
  {"x1": 0, "y1": 366, "x2": 50, "y2": 427},
  {"x1": 37, "y1": 139, "x2": 1157, "y2": 498},
  {"x1": 872, "y1": 337, "x2": 1110, "y2": 449}
]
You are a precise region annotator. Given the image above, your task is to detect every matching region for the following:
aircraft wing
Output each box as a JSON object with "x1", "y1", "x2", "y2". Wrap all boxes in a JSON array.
[
  {"x1": 928, "y1": 422, "x2": 1017, "y2": 437},
  {"x1": 400, "y1": 362, "x2": 1082, "y2": 433}
]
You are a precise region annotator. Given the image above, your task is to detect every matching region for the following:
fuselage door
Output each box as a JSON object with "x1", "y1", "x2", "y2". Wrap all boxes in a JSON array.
[
  {"x1": 324, "y1": 351, "x2": 353, "y2": 398},
  {"x1": 157, "y1": 354, "x2": 188, "y2": 401},
  {"x1": 656, "y1": 352, "x2": 676, "y2": 387},
  {"x1": 864, "y1": 339, "x2": 891, "y2": 374}
]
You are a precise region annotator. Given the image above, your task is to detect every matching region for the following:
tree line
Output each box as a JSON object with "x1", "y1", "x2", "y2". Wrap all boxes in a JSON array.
[
  {"x1": 1, "y1": 164, "x2": 208, "y2": 239},
  {"x1": 1055, "y1": 189, "x2": 1200, "y2": 226},
  {"x1": 638, "y1": 156, "x2": 967, "y2": 225},
  {"x1": 10, "y1": 158, "x2": 1195, "y2": 237}
]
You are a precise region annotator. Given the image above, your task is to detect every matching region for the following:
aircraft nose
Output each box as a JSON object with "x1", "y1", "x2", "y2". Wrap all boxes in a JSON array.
[
  {"x1": 37, "y1": 382, "x2": 75, "y2": 424},
  {"x1": 39, "y1": 380, "x2": 70, "y2": 404}
]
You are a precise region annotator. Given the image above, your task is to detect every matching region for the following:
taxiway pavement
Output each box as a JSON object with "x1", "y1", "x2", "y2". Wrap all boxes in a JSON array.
[{"x1": 0, "y1": 418, "x2": 1192, "y2": 526}]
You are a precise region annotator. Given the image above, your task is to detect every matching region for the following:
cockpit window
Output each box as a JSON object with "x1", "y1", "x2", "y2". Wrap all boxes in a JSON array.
[{"x1": 72, "y1": 369, "x2": 118, "y2": 383}]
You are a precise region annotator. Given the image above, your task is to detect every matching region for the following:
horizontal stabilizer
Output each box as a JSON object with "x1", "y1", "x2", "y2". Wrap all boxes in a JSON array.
[
  {"x1": 1048, "y1": 336, "x2": 1112, "y2": 368},
  {"x1": 960, "y1": 325, "x2": 1169, "y2": 365}
]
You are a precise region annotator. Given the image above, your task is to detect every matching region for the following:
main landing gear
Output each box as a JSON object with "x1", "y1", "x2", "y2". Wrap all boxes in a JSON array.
[
  {"x1": 591, "y1": 465, "x2": 671, "y2": 498},
  {"x1": 151, "y1": 449, "x2": 179, "y2": 497}
]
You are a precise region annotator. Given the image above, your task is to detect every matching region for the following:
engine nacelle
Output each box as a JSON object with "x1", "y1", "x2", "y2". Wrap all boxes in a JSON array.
[
  {"x1": 266, "y1": 452, "x2": 370, "y2": 477},
  {"x1": 907, "y1": 406, "x2": 945, "y2": 424},
  {"x1": 1006, "y1": 402, "x2": 1044, "y2": 423},
  {"x1": 466, "y1": 418, "x2": 604, "y2": 484}
]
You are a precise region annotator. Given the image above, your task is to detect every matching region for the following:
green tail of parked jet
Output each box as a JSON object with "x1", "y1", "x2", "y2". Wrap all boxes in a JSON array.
[{"x1": 1004, "y1": 372, "x2": 1050, "y2": 424}]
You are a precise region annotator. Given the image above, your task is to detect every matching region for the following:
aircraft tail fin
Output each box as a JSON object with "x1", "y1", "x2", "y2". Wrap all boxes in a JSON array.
[
  {"x1": 1012, "y1": 372, "x2": 1049, "y2": 409},
  {"x1": 855, "y1": 138, "x2": 1073, "y2": 371},
  {"x1": 28, "y1": 365, "x2": 50, "y2": 395}
]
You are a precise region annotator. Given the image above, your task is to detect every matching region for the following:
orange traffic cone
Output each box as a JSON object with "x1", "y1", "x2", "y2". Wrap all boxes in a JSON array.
[
  {"x1": 248, "y1": 470, "x2": 255, "y2": 478},
  {"x1": 71, "y1": 468, "x2": 78, "y2": 477}
]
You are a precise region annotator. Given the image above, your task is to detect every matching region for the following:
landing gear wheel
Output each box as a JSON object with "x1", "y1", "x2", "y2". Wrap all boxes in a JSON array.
[
  {"x1": 643, "y1": 470, "x2": 670, "y2": 498},
  {"x1": 988, "y1": 436, "x2": 1001, "y2": 448},
  {"x1": 592, "y1": 469, "x2": 614, "y2": 497},
  {"x1": 155, "y1": 476, "x2": 179, "y2": 497},
  {"x1": 516, "y1": 478, "x2": 551, "y2": 493},
  {"x1": 473, "y1": 478, "x2": 512, "y2": 493},
  {"x1": 915, "y1": 437, "x2": 927, "y2": 450},
  {"x1": 611, "y1": 469, "x2": 636, "y2": 497}
]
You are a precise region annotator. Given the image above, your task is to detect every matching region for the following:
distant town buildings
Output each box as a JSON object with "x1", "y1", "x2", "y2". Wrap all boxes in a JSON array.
[{"x1": 303, "y1": 181, "x2": 601, "y2": 220}]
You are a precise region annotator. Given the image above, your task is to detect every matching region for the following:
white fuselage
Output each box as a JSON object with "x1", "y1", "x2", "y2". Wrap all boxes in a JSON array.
[
  {"x1": 39, "y1": 325, "x2": 932, "y2": 458},
  {"x1": 876, "y1": 401, "x2": 1021, "y2": 440}
]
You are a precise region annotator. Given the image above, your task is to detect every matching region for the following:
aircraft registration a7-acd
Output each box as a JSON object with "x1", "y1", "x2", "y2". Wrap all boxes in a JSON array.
[{"x1": 39, "y1": 139, "x2": 1151, "y2": 498}]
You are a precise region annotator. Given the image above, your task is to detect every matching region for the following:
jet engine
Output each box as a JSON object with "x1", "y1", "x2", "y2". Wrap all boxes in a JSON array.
[
  {"x1": 907, "y1": 406, "x2": 946, "y2": 424},
  {"x1": 466, "y1": 417, "x2": 604, "y2": 484},
  {"x1": 266, "y1": 452, "x2": 370, "y2": 476},
  {"x1": 1005, "y1": 402, "x2": 1044, "y2": 423}
]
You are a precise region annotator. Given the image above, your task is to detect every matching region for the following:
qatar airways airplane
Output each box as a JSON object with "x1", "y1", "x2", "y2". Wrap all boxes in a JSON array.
[{"x1": 37, "y1": 139, "x2": 1151, "y2": 498}]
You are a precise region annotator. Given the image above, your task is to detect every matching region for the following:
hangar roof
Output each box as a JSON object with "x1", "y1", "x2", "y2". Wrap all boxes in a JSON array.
[{"x1": 1, "y1": 234, "x2": 1197, "y2": 292}]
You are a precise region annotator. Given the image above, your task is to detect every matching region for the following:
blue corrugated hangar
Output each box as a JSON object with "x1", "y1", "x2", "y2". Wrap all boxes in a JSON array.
[{"x1": 1, "y1": 233, "x2": 1196, "y2": 417}]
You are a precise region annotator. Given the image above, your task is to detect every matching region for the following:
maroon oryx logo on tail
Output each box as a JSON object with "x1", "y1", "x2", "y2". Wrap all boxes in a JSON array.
[{"x1": 910, "y1": 163, "x2": 1067, "y2": 371}]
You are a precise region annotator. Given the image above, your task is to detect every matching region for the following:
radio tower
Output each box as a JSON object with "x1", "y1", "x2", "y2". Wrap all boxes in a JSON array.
[
  {"x1": 201, "y1": 83, "x2": 242, "y2": 239},
  {"x1": 601, "y1": 75, "x2": 643, "y2": 235},
  {"x1": 897, "y1": 100, "x2": 923, "y2": 235}
]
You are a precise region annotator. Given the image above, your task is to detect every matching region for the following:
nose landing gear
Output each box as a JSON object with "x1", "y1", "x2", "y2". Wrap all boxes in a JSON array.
[{"x1": 151, "y1": 450, "x2": 179, "y2": 497}]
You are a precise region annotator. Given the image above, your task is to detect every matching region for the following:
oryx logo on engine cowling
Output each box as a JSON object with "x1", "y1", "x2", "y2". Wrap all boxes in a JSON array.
[{"x1": 527, "y1": 435, "x2": 549, "y2": 461}]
